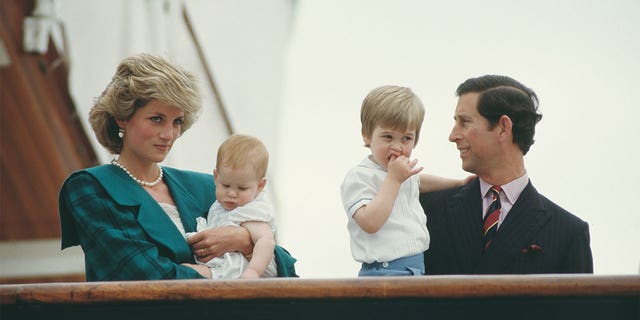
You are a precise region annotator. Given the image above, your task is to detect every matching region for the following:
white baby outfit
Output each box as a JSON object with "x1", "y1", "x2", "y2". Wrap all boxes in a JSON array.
[{"x1": 186, "y1": 191, "x2": 277, "y2": 279}]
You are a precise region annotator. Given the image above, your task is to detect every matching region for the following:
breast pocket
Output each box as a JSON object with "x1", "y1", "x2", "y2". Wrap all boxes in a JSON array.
[{"x1": 512, "y1": 243, "x2": 547, "y2": 274}]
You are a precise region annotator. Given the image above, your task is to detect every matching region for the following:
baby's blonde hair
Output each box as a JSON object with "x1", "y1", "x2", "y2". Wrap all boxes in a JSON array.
[
  {"x1": 360, "y1": 85, "x2": 425, "y2": 145},
  {"x1": 216, "y1": 134, "x2": 269, "y2": 178}
]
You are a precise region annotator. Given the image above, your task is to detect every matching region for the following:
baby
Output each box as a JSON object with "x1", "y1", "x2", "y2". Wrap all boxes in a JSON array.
[{"x1": 188, "y1": 134, "x2": 277, "y2": 279}]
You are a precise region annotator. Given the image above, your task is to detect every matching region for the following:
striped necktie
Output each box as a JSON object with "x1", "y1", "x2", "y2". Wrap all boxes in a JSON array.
[{"x1": 483, "y1": 186, "x2": 502, "y2": 251}]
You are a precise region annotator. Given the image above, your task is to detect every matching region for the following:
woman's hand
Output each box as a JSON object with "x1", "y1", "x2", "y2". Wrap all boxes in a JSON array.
[
  {"x1": 186, "y1": 226, "x2": 254, "y2": 263},
  {"x1": 181, "y1": 263, "x2": 211, "y2": 279}
]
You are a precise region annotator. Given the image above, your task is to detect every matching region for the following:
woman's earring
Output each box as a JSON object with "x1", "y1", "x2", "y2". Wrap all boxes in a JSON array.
[{"x1": 118, "y1": 128, "x2": 125, "y2": 139}]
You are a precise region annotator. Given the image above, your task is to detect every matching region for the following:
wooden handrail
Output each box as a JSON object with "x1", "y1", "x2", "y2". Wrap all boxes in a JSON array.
[{"x1": 1, "y1": 275, "x2": 638, "y2": 305}]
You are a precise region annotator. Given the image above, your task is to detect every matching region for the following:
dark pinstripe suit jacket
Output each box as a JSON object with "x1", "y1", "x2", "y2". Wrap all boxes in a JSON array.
[{"x1": 420, "y1": 178, "x2": 593, "y2": 274}]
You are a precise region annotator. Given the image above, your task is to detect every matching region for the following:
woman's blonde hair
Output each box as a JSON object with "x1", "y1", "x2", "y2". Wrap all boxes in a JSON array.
[
  {"x1": 89, "y1": 53, "x2": 201, "y2": 154},
  {"x1": 216, "y1": 134, "x2": 269, "y2": 179},
  {"x1": 360, "y1": 85, "x2": 425, "y2": 146}
]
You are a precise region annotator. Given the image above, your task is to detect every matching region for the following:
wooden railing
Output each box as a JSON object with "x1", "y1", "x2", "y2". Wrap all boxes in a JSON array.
[{"x1": 1, "y1": 275, "x2": 638, "y2": 319}]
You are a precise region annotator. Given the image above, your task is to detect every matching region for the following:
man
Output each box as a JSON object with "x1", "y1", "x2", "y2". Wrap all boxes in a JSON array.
[{"x1": 421, "y1": 75, "x2": 593, "y2": 274}]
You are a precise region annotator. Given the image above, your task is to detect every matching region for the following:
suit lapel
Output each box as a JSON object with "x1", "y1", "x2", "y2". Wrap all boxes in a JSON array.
[
  {"x1": 446, "y1": 180, "x2": 484, "y2": 272},
  {"x1": 87, "y1": 165, "x2": 193, "y2": 262},
  {"x1": 476, "y1": 181, "x2": 551, "y2": 273}
]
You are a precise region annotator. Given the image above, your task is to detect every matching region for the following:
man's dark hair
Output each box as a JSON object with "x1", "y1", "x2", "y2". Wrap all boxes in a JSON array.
[{"x1": 456, "y1": 75, "x2": 543, "y2": 155}]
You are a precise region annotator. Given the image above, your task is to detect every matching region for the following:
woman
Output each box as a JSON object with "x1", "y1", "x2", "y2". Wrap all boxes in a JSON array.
[{"x1": 59, "y1": 53, "x2": 296, "y2": 280}]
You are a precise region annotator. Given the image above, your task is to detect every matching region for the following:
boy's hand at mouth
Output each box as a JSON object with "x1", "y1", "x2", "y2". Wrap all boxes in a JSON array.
[{"x1": 387, "y1": 155, "x2": 424, "y2": 184}]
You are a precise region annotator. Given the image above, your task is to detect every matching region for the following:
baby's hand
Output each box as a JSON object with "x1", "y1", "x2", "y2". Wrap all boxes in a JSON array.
[
  {"x1": 240, "y1": 268, "x2": 260, "y2": 279},
  {"x1": 387, "y1": 155, "x2": 423, "y2": 183}
]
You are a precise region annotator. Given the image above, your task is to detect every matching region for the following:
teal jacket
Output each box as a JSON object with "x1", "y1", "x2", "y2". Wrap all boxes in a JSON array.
[{"x1": 59, "y1": 164, "x2": 297, "y2": 280}]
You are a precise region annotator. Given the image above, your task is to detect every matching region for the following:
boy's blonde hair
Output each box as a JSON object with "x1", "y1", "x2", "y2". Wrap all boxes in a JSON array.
[
  {"x1": 360, "y1": 85, "x2": 425, "y2": 145},
  {"x1": 216, "y1": 134, "x2": 269, "y2": 178}
]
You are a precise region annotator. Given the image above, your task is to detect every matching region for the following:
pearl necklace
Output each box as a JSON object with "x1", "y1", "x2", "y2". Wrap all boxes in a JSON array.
[{"x1": 111, "y1": 159, "x2": 163, "y2": 187}]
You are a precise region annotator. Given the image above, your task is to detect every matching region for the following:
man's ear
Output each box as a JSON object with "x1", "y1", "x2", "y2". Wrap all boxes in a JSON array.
[
  {"x1": 498, "y1": 115, "x2": 513, "y2": 140},
  {"x1": 257, "y1": 177, "x2": 267, "y2": 193}
]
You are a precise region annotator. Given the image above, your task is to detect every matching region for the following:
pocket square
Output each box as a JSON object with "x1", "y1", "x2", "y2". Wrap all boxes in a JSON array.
[{"x1": 520, "y1": 244, "x2": 544, "y2": 254}]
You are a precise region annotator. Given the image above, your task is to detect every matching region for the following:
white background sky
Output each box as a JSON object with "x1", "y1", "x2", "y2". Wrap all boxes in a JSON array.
[{"x1": 274, "y1": 0, "x2": 640, "y2": 277}]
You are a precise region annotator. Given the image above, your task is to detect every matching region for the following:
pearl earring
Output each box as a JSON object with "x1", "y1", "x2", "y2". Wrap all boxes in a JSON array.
[{"x1": 118, "y1": 128, "x2": 125, "y2": 138}]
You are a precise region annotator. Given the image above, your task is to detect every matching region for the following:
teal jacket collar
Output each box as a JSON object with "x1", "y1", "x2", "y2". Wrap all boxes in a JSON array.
[{"x1": 64, "y1": 165, "x2": 213, "y2": 262}]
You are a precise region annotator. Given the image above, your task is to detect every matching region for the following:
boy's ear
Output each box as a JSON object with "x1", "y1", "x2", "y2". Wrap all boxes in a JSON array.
[
  {"x1": 363, "y1": 134, "x2": 371, "y2": 147},
  {"x1": 257, "y1": 177, "x2": 267, "y2": 192},
  {"x1": 213, "y1": 169, "x2": 218, "y2": 181}
]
